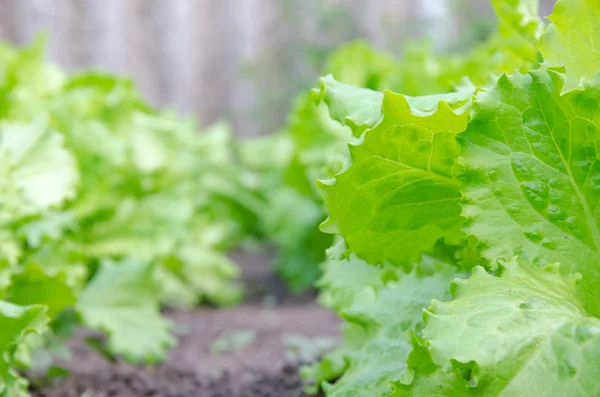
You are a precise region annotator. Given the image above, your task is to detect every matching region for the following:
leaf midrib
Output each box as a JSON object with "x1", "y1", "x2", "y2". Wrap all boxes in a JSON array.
[{"x1": 535, "y1": 86, "x2": 600, "y2": 262}]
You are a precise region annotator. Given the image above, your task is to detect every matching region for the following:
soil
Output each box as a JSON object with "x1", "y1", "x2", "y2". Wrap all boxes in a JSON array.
[{"x1": 30, "y1": 249, "x2": 341, "y2": 397}]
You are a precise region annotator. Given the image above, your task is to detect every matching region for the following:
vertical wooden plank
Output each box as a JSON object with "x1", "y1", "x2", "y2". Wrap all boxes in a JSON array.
[
  {"x1": 145, "y1": 0, "x2": 242, "y2": 126},
  {"x1": 63, "y1": 1, "x2": 87, "y2": 71},
  {"x1": 347, "y1": 0, "x2": 410, "y2": 51},
  {"x1": 10, "y1": 0, "x2": 49, "y2": 45},
  {"x1": 75, "y1": 0, "x2": 164, "y2": 108},
  {"x1": 194, "y1": 0, "x2": 231, "y2": 127},
  {"x1": 191, "y1": 0, "x2": 237, "y2": 127},
  {"x1": 79, "y1": 0, "x2": 128, "y2": 73},
  {"x1": 417, "y1": 0, "x2": 455, "y2": 51},
  {"x1": 47, "y1": 0, "x2": 78, "y2": 71},
  {"x1": 227, "y1": 0, "x2": 264, "y2": 135},
  {"x1": 0, "y1": 0, "x2": 18, "y2": 43},
  {"x1": 124, "y1": 0, "x2": 160, "y2": 107},
  {"x1": 148, "y1": 0, "x2": 196, "y2": 112}
]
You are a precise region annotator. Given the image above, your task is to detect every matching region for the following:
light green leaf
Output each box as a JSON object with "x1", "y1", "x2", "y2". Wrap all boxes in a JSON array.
[
  {"x1": 262, "y1": 188, "x2": 332, "y2": 291},
  {"x1": 286, "y1": 92, "x2": 354, "y2": 172},
  {"x1": 6, "y1": 264, "x2": 76, "y2": 318},
  {"x1": 24, "y1": 241, "x2": 88, "y2": 290},
  {"x1": 323, "y1": 40, "x2": 396, "y2": 91},
  {"x1": 316, "y1": 254, "x2": 384, "y2": 313},
  {"x1": 0, "y1": 229, "x2": 21, "y2": 266},
  {"x1": 159, "y1": 240, "x2": 242, "y2": 308},
  {"x1": 303, "y1": 251, "x2": 391, "y2": 392},
  {"x1": 314, "y1": 75, "x2": 475, "y2": 138},
  {"x1": 313, "y1": 75, "x2": 384, "y2": 137},
  {"x1": 321, "y1": 91, "x2": 468, "y2": 267},
  {"x1": 0, "y1": 35, "x2": 65, "y2": 121},
  {"x1": 82, "y1": 191, "x2": 194, "y2": 261},
  {"x1": 129, "y1": 112, "x2": 196, "y2": 174},
  {"x1": 415, "y1": 258, "x2": 600, "y2": 396},
  {"x1": 459, "y1": 69, "x2": 600, "y2": 315},
  {"x1": 404, "y1": 91, "x2": 475, "y2": 114},
  {"x1": 77, "y1": 259, "x2": 175, "y2": 363},
  {"x1": 0, "y1": 118, "x2": 78, "y2": 222},
  {"x1": 18, "y1": 211, "x2": 75, "y2": 248},
  {"x1": 313, "y1": 257, "x2": 456, "y2": 397},
  {"x1": 0, "y1": 300, "x2": 48, "y2": 397},
  {"x1": 82, "y1": 192, "x2": 244, "y2": 307},
  {"x1": 492, "y1": 0, "x2": 543, "y2": 54},
  {"x1": 539, "y1": 0, "x2": 600, "y2": 93}
]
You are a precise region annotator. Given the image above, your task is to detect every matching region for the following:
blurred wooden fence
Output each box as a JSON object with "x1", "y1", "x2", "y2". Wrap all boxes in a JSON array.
[{"x1": 0, "y1": 0, "x2": 556, "y2": 136}]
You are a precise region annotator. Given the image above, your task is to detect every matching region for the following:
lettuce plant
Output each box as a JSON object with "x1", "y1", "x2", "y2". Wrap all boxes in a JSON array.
[
  {"x1": 0, "y1": 38, "x2": 258, "y2": 395},
  {"x1": 305, "y1": 0, "x2": 600, "y2": 395}
]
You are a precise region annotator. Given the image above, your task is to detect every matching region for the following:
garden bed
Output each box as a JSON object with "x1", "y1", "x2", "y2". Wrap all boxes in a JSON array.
[{"x1": 30, "y1": 250, "x2": 339, "y2": 397}]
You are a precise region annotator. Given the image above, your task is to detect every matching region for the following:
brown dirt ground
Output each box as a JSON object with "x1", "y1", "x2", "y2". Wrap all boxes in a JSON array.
[{"x1": 30, "y1": 249, "x2": 341, "y2": 397}]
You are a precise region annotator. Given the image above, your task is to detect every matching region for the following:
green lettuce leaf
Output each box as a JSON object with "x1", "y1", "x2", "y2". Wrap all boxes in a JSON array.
[
  {"x1": 261, "y1": 188, "x2": 331, "y2": 292},
  {"x1": 0, "y1": 118, "x2": 78, "y2": 223},
  {"x1": 0, "y1": 229, "x2": 21, "y2": 267},
  {"x1": 492, "y1": 0, "x2": 543, "y2": 60},
  {"x1": 158, "y1": 216, "x2": 243, "y2": 308},
  {"x1": 459, "y1": 68, "x2": 600, "y2": 316},
  {"x1": 306, "y1": 255, "x2": 457, "y2": 397},
  {"x1": 313, "y1": 75, "x2": 475, "y2": 138},
  {"x1": 323, "y1": 40, "x2": 396, "y2": 91},
  {"x1": 539, "y1": 0, "x2": 600, "y2": 93},
  {"x1": 22, "y1": 240, "x2": 87, "y2": 291},
  {"x1": 6, "y1": 265, "x2": 75, "y2": 318},
  {"x1": 313, "y1": 75, "x2": 384, "y2": 137},
  {"x1": 320, "y1": 91, "x2": 469, "y2": 267},
  {"x1": 76, "y1": 259, "x2": 175, "y2": 363},
  {"x1": 81, "y1": 191, "x2": 193, "y2": 261},
  {"x1": 18, "y1": 211, "x2": 75, "y2": 248},
  {"x1": 0, "y1": 301, "x2": 48, "y2": 397},
  {"x1": 301, "y1": 246, "x2": 384, "y2": 392},
  {"x1": 402, "y1": 258, "x2": 600, "y2": 396},
  {"x1": 0, "y1": 35, "x2": 65, "y2": 120},
  {"x1": 316, "y1": 253, "x2": 384, "y2": 313}
]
